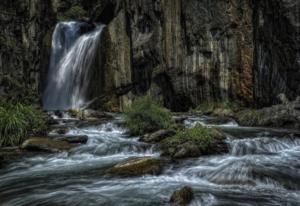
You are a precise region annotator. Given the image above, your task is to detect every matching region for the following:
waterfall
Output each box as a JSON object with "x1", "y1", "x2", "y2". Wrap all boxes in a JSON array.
[{"x1": 43, "y1": 22, "x2": 105, "y2": 111}]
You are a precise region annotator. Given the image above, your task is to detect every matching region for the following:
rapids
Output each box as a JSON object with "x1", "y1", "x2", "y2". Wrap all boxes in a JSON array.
[{"x1": 0, "y1": 115, "x2": 300, "y2": 205}]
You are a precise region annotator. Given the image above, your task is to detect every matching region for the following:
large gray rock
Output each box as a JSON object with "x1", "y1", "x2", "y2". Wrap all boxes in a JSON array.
[{"x1": 236, "y1": 98, "x2": 300, "y2": 129}]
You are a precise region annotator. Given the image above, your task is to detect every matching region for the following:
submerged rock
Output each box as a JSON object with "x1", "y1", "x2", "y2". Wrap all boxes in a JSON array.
[
  {"x1": 21, "y1": 137, "x2": 74, "y2": 152},
  {"x1": 140, "y1": 130, "x2": 176, "y2": 143},
  {"x1": 108, "y1": 157, "x2": 163, "y2": 176},
  {"x1": 170, "y1": 186, "x2": 194, "y2": 206}
]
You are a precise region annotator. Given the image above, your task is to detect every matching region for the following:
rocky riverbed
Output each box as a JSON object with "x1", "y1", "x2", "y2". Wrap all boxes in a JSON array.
[{"x1": 0, "y1": 113, "x2": 300, "y2": 205}]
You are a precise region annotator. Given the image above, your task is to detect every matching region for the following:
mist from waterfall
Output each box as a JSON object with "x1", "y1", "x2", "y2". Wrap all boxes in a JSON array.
[{"x1": 43, "y1": 22, "x2": 104, "y2": 111}]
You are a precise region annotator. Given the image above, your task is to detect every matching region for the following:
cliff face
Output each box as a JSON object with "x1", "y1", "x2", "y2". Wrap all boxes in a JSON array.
[
  {"x1": 253, "y1": 0, "x2": 300, "y2": 107},
  {"x1": 0, "y1": 0, "x2": 55, "y2": 103},
  {"x1": 0, "y1": 0, "x2": 299, "y2": 111}
]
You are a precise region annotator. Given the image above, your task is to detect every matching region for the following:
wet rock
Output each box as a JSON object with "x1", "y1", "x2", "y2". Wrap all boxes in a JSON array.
[
  {"x1": 0, "y1": 147, "x2": 39, "y2": 168},
  {"x1": 21, "y1": 137, "x2": 74, "y2": 152},
  {"x1": 236, "y1": 98, "x2": 300, "y2": 129},
  {"x1": 170, "y1": 186, "x2": 194, "y2": 206},
  {"x1": 56, "y1": 128, "x2": 70, "y2": 135},
  {"x1": 53, "y1": 135, "x2": 88, "y2": 144},
  {"x1": 108, "y1": 157, "x2": 163, "y2": 176},
  {"x1": 140, "y1": 130, "x2": 176, "y2": 143},
  {"x1": 173, "y1": 142, "x2": 201, "y2": 159}
]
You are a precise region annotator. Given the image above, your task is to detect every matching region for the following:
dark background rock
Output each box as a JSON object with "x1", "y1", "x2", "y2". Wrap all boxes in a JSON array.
[{"x1": 0, "y1": 0, "x2": 299, "y2": 111}]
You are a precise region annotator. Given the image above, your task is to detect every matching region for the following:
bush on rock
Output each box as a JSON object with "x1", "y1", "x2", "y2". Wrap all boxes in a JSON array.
[{"x1": 123, "y1": 96, "x2": 172, "y2": 135}]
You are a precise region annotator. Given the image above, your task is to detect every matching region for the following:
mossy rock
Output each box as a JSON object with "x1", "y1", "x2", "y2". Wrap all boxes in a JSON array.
[
  {"x1": 108, "y1": 157, "x2": 163, "y2": 176},
  {"x1": 170, "y1": 186, "x2": 194, "y2": 206},
  {"x1": 160, "y1": 125, "x2": 228, "y2": 158},
  {"x1": 193, "y1": 101, "x2": 240, "y2": 116},
  {"x1": 21, "y1": 137, "x2": 74, "y2": 152},
  {"x1": 236, "y1": 109, "x2": 264, "y2": 126},
  {"x1": 68, "y1": 109, "x2": 84, "y2": 119}
]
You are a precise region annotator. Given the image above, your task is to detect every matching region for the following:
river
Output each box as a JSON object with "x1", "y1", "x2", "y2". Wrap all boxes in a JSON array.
[{"x1": 0, "y1": 115, "x2": 300, "y2": 206}]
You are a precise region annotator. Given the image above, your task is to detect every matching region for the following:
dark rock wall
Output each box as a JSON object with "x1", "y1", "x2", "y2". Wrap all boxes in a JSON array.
[
  {"x1": 103, "y1": 0, "x2": 255, "y2": 111},
  {"x1": 0, "y1": 0, "x2": 299, "y2": 111},
  {"x1": 0, "y1": 0, "x2": 55, "y2": 103},
  {"x1": 253, "y1": 0, "x2": 300, "y2": 106}
]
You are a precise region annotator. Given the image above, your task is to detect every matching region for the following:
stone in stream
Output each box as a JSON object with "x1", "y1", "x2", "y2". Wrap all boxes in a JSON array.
[
  {"x1": 235, "y1": 97, "x2": 300, "y2": 129},
  {"x1": 21, "y1": 137, "x2": 74, "y2": 152},
  {"x1": 140, "y1": 129, "x2": 176, "y2": 143},
  {"x1": 54, "y1": 128, "x2": 70, "y2": 135},
  {"x1": 53, "y1": 135, "x2": 88, "y2": 144},
  {"x1": 170, "y1": 186, "x2": 194, "y2": 206},
  {"x1": 108, "y1": 157, "x2": 163, "y2": 176}
]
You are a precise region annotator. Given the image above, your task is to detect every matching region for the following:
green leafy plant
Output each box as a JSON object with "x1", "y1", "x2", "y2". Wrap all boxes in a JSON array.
[
  {"x1": 123, "y1": 96, "x2": 172, "y2": 135},
  {"x1": 0, "y1": 103, "x2": 47, "y2": 147}
]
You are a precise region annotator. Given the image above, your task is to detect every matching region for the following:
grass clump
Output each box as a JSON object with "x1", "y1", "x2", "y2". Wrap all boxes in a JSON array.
[
  {"x1": 162, "y1": 124, "x2": 224, "y2": 152},
  {"x1": 123, "y1": 96, "x2": 172, "y2": 135},
  {"x1": 0, "y1": 103, "x2": 47, "y2": 147}
]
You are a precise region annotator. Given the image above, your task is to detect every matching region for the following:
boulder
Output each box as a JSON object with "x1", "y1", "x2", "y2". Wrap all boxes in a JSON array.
[
  {"x1": 108, "y1": 157, "x2": 163, "y2": 176},
  {"x1": 21, "y1": 137, "x2": 74, "y2": 152},
  {"x1": 236, "y1": 98, "x2": 300, "y2": 129},
  {"x1": 53, "y1": 135, "x2": 88, "y2": 144},
  {"x1": 170, "y1": 186, "x2": 194, "y2": 206},
  {"x1": 140, "y1": 130, "x2": 176, "y2": 143}
]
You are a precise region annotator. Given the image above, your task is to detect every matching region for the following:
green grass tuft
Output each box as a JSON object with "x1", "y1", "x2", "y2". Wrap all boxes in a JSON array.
[
  {"x1": 162, "y1": 124, "x2": 223, "y2": 152},
  {"x1": 0, "y1": 103, "x2": 47, "y2": 147}
]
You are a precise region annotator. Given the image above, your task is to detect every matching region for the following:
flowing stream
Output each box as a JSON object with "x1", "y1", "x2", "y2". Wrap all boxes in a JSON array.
[{"x1": 0, "y1": 116, "x2": 300, "y2": 206}]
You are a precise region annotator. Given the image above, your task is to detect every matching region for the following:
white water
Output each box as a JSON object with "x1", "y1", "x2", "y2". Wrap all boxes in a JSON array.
[
  {"x1": 1, "y1": 116, "x2": 300, "y2": 205},
  {"x1": 43, "y1": 22, "x2": 105, "y2": 111}
]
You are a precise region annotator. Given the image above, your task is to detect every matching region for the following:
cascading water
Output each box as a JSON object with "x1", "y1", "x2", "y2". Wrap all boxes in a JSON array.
[
  {"x1": 1, "y1": 114, "x2": 300, "y2": 205},
  {"x1": 43, "y1": 22, "x2": 105, "y2": 111}
]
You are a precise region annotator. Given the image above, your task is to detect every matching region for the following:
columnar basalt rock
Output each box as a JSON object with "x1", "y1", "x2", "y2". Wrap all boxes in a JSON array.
[{"x1": 0, "y1": 0, "x2": 299, "y2": 111}]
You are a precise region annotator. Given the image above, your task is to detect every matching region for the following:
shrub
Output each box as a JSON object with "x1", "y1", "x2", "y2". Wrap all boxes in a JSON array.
[
  {"x1": 123, "y1": 96, "x2": 172, "y2": 135},
  {"x1": 0, "y1": 103, "x2": 47, "y2": 147}
]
